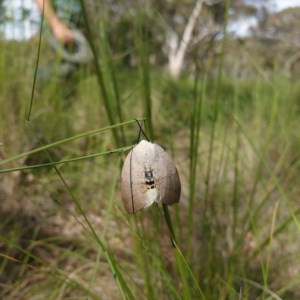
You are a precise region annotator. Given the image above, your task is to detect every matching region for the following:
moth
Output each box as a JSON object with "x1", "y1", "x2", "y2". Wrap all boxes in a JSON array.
[{"x1": 120, "y1": 140, "x2": 181, "y2": 213}]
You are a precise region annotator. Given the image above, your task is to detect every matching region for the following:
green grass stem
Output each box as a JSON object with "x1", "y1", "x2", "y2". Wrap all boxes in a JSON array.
[
  {"x1": 0, "y1": 118, "x2": 144, "y2": 166},
  {"x1": 78, "y1": 0, "x2": 121, "y2": 146},
  {"x1": 26, "y1": 0, "x2": 44, "y2": 121},
  {"x1": 0, "y1": 145, "x2": 133, "y2": 174}
]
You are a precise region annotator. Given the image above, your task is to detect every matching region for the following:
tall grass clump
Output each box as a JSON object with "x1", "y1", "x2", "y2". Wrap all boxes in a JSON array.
[{"x1": 1, "y1": 1, "x2": 300, "y2": 299}]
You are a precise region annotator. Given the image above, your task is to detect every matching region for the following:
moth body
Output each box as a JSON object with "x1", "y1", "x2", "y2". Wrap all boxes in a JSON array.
[{"x1": 144, "y1": 164, "x2": 155, "y2": 190}]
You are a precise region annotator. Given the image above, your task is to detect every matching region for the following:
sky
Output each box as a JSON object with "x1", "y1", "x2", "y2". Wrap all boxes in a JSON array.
[
  {"x1": 1, "y1": 0, "x2": 300, "y2": 40},
  {"x1": 228, "y1": 0, "x2": 300, "y2": 37},
  {"x1": 246, "y1": 0, "x2": 300, "y2": 12},
  {"x1": 0, "y1": 0, "x2": 40, "y2": 40}
]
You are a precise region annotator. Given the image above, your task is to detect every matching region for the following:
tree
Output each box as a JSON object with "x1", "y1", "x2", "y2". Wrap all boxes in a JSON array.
[
  {"x1": 102, "y1": 0, "x2": 225, "y2": 78},
  {"x1": 166, "y1": 0, "x2": 204, "y2": 78},
  {"x1": 156, "y1": 0, "x2": 224, "y2": 78}
]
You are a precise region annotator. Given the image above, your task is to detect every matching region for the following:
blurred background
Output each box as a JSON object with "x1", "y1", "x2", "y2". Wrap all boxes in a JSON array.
[{"x1": 0, "y1": 0, "x2": 300, "y2": 299}]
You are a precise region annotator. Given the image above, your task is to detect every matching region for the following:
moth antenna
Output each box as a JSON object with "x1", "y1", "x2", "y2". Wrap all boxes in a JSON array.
[{"x1": 134, "y1": 119, "x2": 150, "y2": 142}]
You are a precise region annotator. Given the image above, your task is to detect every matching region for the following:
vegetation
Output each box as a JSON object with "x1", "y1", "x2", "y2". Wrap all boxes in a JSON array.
[{"x1": 0, "y1": 1, "x2": 300, "y2": 299}]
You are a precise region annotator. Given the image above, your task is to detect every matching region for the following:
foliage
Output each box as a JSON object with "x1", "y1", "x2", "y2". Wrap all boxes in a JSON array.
[{"x1": 0, "y1": 1, "x2": 300, "y2": 299}]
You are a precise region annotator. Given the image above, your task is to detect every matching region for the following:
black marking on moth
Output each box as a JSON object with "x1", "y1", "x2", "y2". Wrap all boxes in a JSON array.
[{"x1": 144, "y1": 164, "x2": 156, "y2": 190}]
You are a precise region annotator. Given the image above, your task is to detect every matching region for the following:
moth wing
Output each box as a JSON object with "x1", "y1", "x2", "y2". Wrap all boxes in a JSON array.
[
  {"x1": 159, "y1": 167, "x2": 181, "y2": 205},
  {"x1": 120, "y1": 147, "x2": 149, "y2": 214},
  {"x1": 133, "y1": 140, "x2": 159, "y2": 165},
  {"x1": 153, "y1": 145, "x2": 181, "y2": 205}
]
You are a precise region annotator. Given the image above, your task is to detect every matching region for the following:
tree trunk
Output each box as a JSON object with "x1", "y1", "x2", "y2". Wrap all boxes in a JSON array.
[{"x1": 167, "y1": 0, "x2": 204, "y2": 79}]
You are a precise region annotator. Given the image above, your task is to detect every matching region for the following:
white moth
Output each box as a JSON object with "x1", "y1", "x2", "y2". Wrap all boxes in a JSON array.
[{"x1": 120, "y1": 140, "x2": 181, "y2": 214}]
